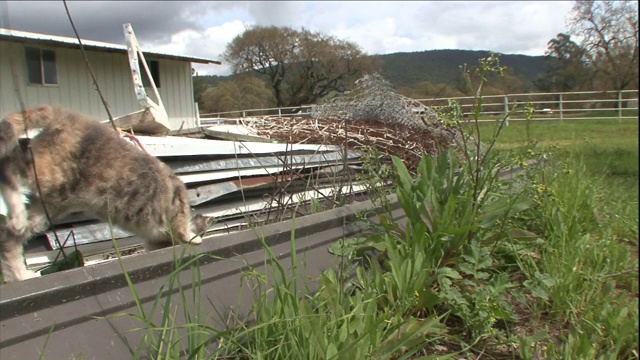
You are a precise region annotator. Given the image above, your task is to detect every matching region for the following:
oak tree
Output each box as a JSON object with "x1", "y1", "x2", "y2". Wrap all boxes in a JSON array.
[
  {"x1": 534, "y1": 33, "x2": 591, "y2": 92},
  {"x1": 397, "y1": 80, "x2": 465, "y2": 99},
  {"x1": 224, "y1": 26, "x2": 380, "y2": 107},
  {"x1": 568, "y1": 0, "x2": 639, "y2": 91},
  {"x1": 199, "y1": 74, "x2": 275, "y2": 113}
]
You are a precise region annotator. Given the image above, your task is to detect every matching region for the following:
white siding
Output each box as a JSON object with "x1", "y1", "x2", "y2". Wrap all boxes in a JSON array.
[
  {"x1": 0, "y1": 42, "x2": 25, "y2": 112},
  {"x1": 0, "y1": 41, "x2": 198, "y2": 130}
]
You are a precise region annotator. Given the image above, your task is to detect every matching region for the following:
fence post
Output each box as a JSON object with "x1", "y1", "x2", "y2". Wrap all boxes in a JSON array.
[
  {"x1": 195, "y1": 102, "x2": 201, "y2": 128},
  {"x1": 559, "y1": 94, "x2": 563, "y2": 122},
  {"x1": 503, "y1": 96, "x2": 509, "y2": 114},
  {"x1": 618, "y1": 91, "x2": 622, "y2": 122},
  {"x1": 503, "y1": 96, "x2": 509, "y2": 126},
  {"x1": 278, "y1": 108, "x2": 282, "y2": 117}
]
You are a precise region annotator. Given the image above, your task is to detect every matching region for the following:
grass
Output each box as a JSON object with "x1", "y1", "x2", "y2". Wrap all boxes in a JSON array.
[
  {"x1": 36, "y1": 123, "x2": 640, "y2": 358},
  {"x1": 99, "y1": 59, "x2": 639, "y2": 359},
  {"x1": 483, "y1": 118, "x2": 638, "y2": 164},
  {"x1": 475, "y1": 117, "x2": 639, "y2": 235},
  {"x1": 24, "y1": 56, "x2": 637, "y2": 358},
  {"x1": 466, "y1": 116, "x2": 639, "y2": 358}
]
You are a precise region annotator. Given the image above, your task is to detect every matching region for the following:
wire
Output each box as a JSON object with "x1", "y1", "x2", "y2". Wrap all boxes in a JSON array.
[
  {"x1": 1, "y1": 1, "x2": 66, "y2": 255},
  {"x1": 62, "y1": 0, "x2": 119, "y2": 132}
]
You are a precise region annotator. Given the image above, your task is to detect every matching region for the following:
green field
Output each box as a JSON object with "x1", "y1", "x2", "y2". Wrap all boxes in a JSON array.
[
  {"x1": 477, "y1": 118, "x2": 639, "y2": 234},
  {"x1": 484, "y1": 118, "x2": 639, "y2": 176},
  {"x1": 126, "y1": 117, "x2": 635, "y2": 359},
  {"x1": 10, "y1": 117, "x2": 639, "y2": 359}
]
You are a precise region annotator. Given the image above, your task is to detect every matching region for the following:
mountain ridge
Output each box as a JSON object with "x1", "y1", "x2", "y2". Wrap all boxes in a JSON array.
[
  {"x1": 373, "y1": 49, "x2": 547, "y2": 89},
  {"x1": 194, "y1": 49, "x2": 548, "y2": 93}
]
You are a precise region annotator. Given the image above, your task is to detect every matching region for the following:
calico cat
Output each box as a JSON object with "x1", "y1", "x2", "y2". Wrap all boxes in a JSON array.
[{"x1": 0, "y1": 105, "x2": 210, "y2": 282}]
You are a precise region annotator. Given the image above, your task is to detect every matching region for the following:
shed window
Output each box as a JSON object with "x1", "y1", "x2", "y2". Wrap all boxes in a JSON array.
[
  {"x1": 25, "y1": 47, "x2": 58, "y2": 85},
  {"x1": 139, "y1": 59, "x2": 160, "y2": 88}
]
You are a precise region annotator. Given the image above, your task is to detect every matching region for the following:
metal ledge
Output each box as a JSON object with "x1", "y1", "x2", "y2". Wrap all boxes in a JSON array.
[{"x1": 0, "y1": 196, "x2": 402, "y2": 359}]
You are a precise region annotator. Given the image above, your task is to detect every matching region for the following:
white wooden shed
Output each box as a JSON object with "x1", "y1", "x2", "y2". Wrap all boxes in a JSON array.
[{"x1": 0, "y1": 27, "x2": 220, "y2": 131}]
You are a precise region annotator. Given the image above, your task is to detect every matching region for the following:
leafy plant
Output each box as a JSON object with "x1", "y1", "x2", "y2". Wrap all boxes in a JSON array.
[{"x1": 92, "y1": 52, "x2": 637, "y2": 360}]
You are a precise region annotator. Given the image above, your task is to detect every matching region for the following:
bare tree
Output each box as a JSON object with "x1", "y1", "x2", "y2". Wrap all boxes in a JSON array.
[
  {"x1": 224, "y1": 26, "x2": 380, "y2": 107},
  {"x1": 569, "y1": 0, "x2": 639, "y2": 90}
]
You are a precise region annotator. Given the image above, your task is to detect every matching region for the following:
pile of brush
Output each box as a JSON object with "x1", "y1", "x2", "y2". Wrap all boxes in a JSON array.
[
  {"x1": 250, "y1": 116, "x2": 457, "y2": 173},
  {"x1": 247, "y1": 74, "x2": 463, "y2": 172}
]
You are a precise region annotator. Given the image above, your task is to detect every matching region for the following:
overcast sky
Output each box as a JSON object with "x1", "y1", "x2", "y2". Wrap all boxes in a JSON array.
[{"x1": 1, "y1": 1, "x2": 575, "y2": 76}]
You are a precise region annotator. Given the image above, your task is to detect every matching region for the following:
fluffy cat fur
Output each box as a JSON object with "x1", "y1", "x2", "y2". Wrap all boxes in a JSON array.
[{"x1": 0, "y1": 105, "x2": 211, "y2": 282}]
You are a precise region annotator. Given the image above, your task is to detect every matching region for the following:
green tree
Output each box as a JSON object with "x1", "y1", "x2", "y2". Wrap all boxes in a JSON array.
[
  {"x1": 568, "y1": 0, "x2": 639, "y2": 90},
  {"x1": 193, "y1": 75, "x2": 226, "y2": 110},
  {"x1": 224, "y1": 26, "x2": 380, "y2": 107},
  {"x1": 199, "y1": 74, "x2": 275, "y2": 114},
  {"x1": 454, "y1": 56, "x2": 527, "y2": 96},
  {"x1": 488, "y1": 68, "x2": 527, "y2": 94},
  {"x1": 534, "y1": 33, "x2": 591, "y2": 92},
  {"x1": 193, "y1": 74, "x2": 208, "y2": 108},
  {"x1": 397, "y1": 80, "x2": 465, "y2": 99}
]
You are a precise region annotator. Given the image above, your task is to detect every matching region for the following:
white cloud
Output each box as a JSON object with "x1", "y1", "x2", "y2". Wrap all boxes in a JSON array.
[
  {"x1": 246, "y1": 1, "x2": 306, "y2": 27},
  {"x1": 2, "y1": 1, "x2": 576, "y2": 75},
  {"x1": 143, "y1": 20, "x2": 247, "y2": 76},
  {"x1": 332, "y1": 18, "x2": 413, "y2": 55}
]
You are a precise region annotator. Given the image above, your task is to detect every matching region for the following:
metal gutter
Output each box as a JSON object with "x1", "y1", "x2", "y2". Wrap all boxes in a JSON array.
[
  {"x1": 0, "y1": 162, "x2": 529, "y2": 358},
  {"x1": 0, "y1": 196, "x2": 402, "y2": 359}
]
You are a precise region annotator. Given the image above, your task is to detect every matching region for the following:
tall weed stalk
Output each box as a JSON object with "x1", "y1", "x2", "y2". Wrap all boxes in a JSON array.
[
  {"x1": 101, "y1": 52, "x2": 637, "y2": 359},
  {"x1": 334, "y1": 54, "x2": 547, "y2": 352}
]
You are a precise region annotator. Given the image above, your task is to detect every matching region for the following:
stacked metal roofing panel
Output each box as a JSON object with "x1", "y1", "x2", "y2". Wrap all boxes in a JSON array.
[{"x1": 43, "y1": 125, "x2": 366, "y2": 250}]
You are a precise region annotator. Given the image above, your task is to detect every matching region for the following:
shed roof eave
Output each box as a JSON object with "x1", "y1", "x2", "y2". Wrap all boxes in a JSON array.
[{"x1": 0, "y1": 28, "x2": 221, "y2": 65}]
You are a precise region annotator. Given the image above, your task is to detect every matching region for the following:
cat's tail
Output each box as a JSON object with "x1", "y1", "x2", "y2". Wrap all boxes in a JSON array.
[{"x1": 0, "y1": 105, "x2": 57, "y2": 159}]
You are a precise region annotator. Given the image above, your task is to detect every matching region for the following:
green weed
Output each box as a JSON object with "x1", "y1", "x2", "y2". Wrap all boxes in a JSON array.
[{"x1": 98, "y1": 53, "x2": 638, "y2": 359}]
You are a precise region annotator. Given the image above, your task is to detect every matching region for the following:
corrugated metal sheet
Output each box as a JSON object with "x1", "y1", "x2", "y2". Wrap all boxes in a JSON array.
[
  {"x1": 28, "y1": 131, "x2": 367, "y2": 251},
  {"x1": 188, "y1": 174, "x2": 298, "y2": 206},
  {"x1": 166, "y1": 151, "x2": 361, "y2": 173},
  {"x1": 135, "y1": 135, "x2": 342, "y2": 156},
  {"x1": 203, "y1": 127, "x2": 274, "y2": 143},
  {"x1": 44, "y1": 181, "x2": 368, "y2": 250},
  {"x1": 45, "y1": 223, "x2": 132, "y2": 249}
]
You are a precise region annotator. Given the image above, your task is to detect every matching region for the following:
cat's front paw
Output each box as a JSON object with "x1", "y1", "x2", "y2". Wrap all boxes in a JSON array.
[
  {"x1": 189, "y1": 235, "x2": 203, "y2": 245},
  {"x1": 2, "y1": 268, "x2": 40, "y2": 283},
  {"x1": 22, "y1": 269, "x2": 41, "y2": 280}
]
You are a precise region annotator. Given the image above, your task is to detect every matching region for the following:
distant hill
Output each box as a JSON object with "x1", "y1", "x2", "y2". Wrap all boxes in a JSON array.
[
  {"x1": 374, "y1": 49, "x2": 548, "y2": 89},
  {"x1": 194, "y1": 49, "x2": 548, "y2": 93}
]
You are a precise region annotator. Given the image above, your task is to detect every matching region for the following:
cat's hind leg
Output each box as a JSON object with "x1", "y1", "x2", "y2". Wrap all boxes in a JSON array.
[
  {"x1": 1, "y1": 180, "x2": 29, "y2": 235},
  {"x1": 0, "y1": 205, "x2": 49, "y2": 282},
  {"x1": 0, "y1": 231, "x2": 40, "y2": 282}
]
